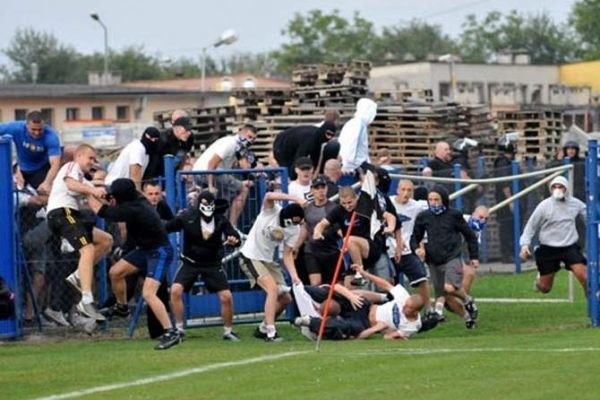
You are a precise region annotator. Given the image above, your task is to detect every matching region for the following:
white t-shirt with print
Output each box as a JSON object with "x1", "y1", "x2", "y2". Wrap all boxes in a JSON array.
[
  {"x1": 390, "y1": 197, "x2": 428, "y2": 255},
  {"x1": 47, "y1": 161, "x2": 93, "y2": 212},
  {"x1": 375, "y1": 284, "x2": 422, "y2": 337},
  {"x1": 193, "y1": 135, "x2": 238, "y2": 171},
  {"x1": 288, "y1": 181, "x2": 313, "y2": 202},
  {"x1": 240, "y1": 204, "x2": 300, "y2": 262},
  {"x1": 105, "y1": 140, "x2": 148, "y2": 185}
]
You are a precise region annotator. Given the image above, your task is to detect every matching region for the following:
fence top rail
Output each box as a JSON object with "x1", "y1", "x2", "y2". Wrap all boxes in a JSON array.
[
  {"x1": 178, "y1": 167, "x2": 287, "y2": 177},
  {"x1": 389, "y1": 164, "x2": 572, "y2": 185}
]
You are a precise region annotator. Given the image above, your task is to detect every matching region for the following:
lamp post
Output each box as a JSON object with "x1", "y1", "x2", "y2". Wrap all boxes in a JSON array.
[
  {"x1": 438, "y1": 54, "x2": 461, "y2": 102},
  {"x1": 201, "y1": 29, "x2": 238, "y2": 92},
  {"x1": 90, "y1": 12, "x2": 109, "y2": 84}
]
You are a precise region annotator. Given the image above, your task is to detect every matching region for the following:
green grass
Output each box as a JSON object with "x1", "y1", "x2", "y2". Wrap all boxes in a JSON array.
[{"x1": 1, "y1": 271, "x2": 597, "y2": 400}]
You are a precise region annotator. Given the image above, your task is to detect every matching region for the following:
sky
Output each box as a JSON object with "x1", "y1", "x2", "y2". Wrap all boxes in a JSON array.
[{"x1": 0, "y1": 0, "x2": 577, "y2": 68}]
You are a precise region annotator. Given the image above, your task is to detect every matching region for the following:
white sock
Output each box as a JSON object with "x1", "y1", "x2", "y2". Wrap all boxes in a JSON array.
[
  {"x1": 266, "y1": 324, "x2": 276, "y2": 338},
  {"x1": 259, "y1": 321, "x2": 267, "y2": 333},
  {"x1": 81, "y1": 292, "x2": 94, "y2": 304},
  {"x1": 176, "y1": 322, "x2": 184, "y2": 332},
  {"x1": 434, "y1": 302, "x2": 444, "y2": 315},
  {"x1": 223, "y1": 326, "x2": 233, "y2": 335}
]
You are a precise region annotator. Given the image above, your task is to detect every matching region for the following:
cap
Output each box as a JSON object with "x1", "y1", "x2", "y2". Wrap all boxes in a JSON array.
[
  {"x1": 143, "y1": 126, "x2": 161, "y2": 139},
  {"x1": 108, "y1": 178, "x2": 138, "y2": 203},
  {"x1": 172, "y1": 117, "x2": 192, "y2": 131},
  {"x1": 295, "y1": 156, "x2": 313, "y2": 169},
  {"x1": 311, "y1": 175, "x2": 328, "y2": 188}
]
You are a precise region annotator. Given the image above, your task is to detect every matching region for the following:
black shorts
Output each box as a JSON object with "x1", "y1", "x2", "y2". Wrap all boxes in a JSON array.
[
  {"x1": 22, "y1": 163, "x2": 50, "y2": 189},
  {"x1": 173, "y1": 261, "x2": 230, "y2": 293},
  {"x1": 47, "y1": 208, "x2": 94, "y2": 251},
  {"x1": 534, "y1": 244, "x2": 587, "y2": 276},
  {"x1": 393, "y1": 253, "x2": 428, "y2": 287},
  {"x1": 305, "y1": 250, "x2": 340, "y2": 283}
]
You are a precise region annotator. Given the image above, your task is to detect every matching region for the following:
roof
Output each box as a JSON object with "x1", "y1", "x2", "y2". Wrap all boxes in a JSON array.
[
  {"x1": 122, "y1": 73, "x2": 291, "y2": 91},
  {"x1": 0, "y1": 84, "x2": 200, "y2": 98}
]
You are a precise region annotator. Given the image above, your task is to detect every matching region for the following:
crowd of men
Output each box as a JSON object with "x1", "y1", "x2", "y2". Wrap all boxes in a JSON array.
[{"x1": 1, "y1": 100, "x2": 588, "y2": 349}]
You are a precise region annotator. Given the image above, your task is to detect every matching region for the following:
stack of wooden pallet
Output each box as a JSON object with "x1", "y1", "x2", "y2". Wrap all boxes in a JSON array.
[
  {"x1": 496, "y1": 109, "x2": 563, "y2": 161},
  {"x1": 229, "y1": 88, "x2": 294, "y2": 121}
]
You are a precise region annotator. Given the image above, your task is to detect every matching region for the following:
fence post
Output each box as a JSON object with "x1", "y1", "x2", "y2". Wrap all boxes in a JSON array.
[
  {"x1": 586, "y1": 140, "x2": 599, "y2": 326},
  {"x1": 476, "y1": 155, "x2": 488, "y2": 263},
  {"x1": 0, "y1": 135, "x2": 19, "y2": 339},
  {"x1": 511, "y1": 160, "x2": 522, "y2": 273}
]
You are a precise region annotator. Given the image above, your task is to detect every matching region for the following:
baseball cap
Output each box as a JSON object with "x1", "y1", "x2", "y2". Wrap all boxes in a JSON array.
[
  {"x1": 311, "y1": 175, "x2": 328, "y2": 188},
  {"x1": 173, "y1": 117, "x2": 192, "y2": 131},
  {"x1": 295, "y1": 156, "x2": 313, "y2": 170}
]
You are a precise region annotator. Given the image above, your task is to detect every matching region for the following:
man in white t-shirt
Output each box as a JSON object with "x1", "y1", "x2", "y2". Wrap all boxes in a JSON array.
[
  {"x1": 293, "y1": 263, "x2": 423, "y2": 340},
  {"x1": 46, "y1": 144, "x2": 113, "y2": 321},
  {"x1": 193, "y1": 124, "x2": 257, "y2": 225},
  {"x1": 239, "y1": 191, "x2": 306, "y2": 341},
  {"x1": 287, "y1": 156, "x2": 314, "y2": 202},
  {"x1": 390, "y1": 179, "x2": 433, "y2": 315},
  {"x1": 105, "y1": 127, "x2": 161, "y2": 190}
]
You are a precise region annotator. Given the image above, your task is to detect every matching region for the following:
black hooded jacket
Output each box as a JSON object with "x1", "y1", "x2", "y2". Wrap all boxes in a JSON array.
[
  {"x1": 409, "y1": 186, "x2": 478, "y2": 265},
  {"x1": 273, "y1": 122, "x2": 336, "y2": 170},
  {"x1": 164, "y1": 209, "x2": 240, "y2": 264}
]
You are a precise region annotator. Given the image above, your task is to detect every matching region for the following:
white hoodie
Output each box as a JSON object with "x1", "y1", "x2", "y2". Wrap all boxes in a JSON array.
[{"x1": 338, "y1": 98, "x2": 377, "y2": 173}]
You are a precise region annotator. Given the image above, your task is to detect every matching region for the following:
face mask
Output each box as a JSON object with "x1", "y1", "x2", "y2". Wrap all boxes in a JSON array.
[
  {"x1": 552, "y1": 188, "x2": 565, "y2": 200},
  {"x1": 429, "y1": 205, "x2": 446, "y2": 215},
  {"x1": 468, "y1": 216, "x2": 487, "y2": 232},
  {"x1": 198, "y1": 201, "x2": 215, "y2": 220}
]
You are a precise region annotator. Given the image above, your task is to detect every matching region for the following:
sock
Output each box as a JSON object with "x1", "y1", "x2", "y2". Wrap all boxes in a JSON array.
[
  {"x1": 434, "y1": 301, "x2": 444, "y2": 315},
  {"x1": 81, "y1": 292, "x2": 94, "y2": 304},
  {"x1": 223, "y1": 326, "x2": 233, "y2": 335},
  {"x1": 464, "y1": 295, "x2": 473, "y2": 305},
  {"x1": 266, "y1": 324, "x2": 276, "y2": 338},
  {"x1": 259, "y1": 321, "x2": 267, "y2": 333},
  {"x1": 176, "y1": 322, "x2": 184, "y2": 332}
]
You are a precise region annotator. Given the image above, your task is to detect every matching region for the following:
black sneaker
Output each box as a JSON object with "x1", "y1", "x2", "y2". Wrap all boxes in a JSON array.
[
  {"x1": 101, "y1": 303, "x2": 130, "y2": 319},
  {"x1": 264, "y1": 332, "x2": 283, "y2": 342},
  {"x1": 223, "y1": 331, "x2": 241, "y2": 341},
  {"x1": 253, "y1": 326, "x2": 267, "y2": 339},
  {"x1": 464, "y1": 298, "x2": 479, "y2": 320},
  {"x1": 465, "y1": 319, "x2": 477, "y2": 329},
  {"x1": 154, "y1": 329, "x2": 183, "y2": 350}
]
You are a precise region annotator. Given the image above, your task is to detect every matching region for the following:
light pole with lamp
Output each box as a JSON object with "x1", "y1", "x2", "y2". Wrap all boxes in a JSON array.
[
  {"x1": 201, "y1": 29, "x2": 238, "y2": 92},
  {"x1": 90, "y1": 12, "x2": 109, "y2": 84},
  {"x1": 438, "y1": 54, "x2": 461, "y2": 102}
]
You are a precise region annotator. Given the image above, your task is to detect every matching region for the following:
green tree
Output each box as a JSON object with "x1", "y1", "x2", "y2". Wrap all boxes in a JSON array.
[
  {"x1": 2, "y1": 28, "x2": 82, "y2": 83},
  {"x1": 272, "y1": 9, "x2": 378, "y2": 72},
  {"x1": 371, "y1": 20, "x2": 457, "y2": 64},
  {"x1": 570, "y1": 0, "x2": 600, "y2": 59},
  {"x1": 459, "y1": 10, "x2": 580, "y2": 64}
]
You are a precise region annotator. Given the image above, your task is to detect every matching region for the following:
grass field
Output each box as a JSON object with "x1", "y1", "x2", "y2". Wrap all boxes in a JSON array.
[{"x1": 1, "y1": 270, "x2": 598, "y2": 400}]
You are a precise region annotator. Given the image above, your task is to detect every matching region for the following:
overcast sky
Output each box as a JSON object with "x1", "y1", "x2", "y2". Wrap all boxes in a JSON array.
[{"x1": 0, "y1": 0, "x2": 577, "y2": 67}]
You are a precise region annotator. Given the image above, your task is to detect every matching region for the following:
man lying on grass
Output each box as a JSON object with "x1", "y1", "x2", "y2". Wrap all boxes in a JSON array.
[{"x1": 293, "y1": 264, "x2": 426, "y2": 340}]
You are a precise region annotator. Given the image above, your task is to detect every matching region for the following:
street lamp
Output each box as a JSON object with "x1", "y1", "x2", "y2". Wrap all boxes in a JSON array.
[
  {"x1": 201, "y1": 29, "x2": 238, "y2": 92},
  {"x1": 438, "y1": 54, "x2": 461, "y2": 102},
  {"x1": 90, "y1": 12, "x2": 109, "y2": 84}
]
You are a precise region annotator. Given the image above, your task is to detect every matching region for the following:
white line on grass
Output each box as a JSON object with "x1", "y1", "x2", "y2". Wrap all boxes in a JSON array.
[
  {"x1": 34, "y1": 350, "x2": 308, "y2": 400},
  {"x1": 352, "y1": 347, "x2": 600, "y2": 356}
]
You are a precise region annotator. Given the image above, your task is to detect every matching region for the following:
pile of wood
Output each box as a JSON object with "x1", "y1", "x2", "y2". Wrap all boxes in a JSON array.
[
  {"x1": 496, "y1": 109, "x2": 563, "y2": 161},
  {"x1": 228, "y1": 88, "x2": 294, "y2": 121}
]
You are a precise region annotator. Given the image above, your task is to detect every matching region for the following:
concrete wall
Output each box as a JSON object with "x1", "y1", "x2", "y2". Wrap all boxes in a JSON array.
[{"x1": 560, "y1": 60, "x2": 600, "y2": 92}]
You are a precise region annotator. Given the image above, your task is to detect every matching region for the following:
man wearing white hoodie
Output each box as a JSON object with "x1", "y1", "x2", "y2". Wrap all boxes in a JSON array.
[
  {"x1": 338, "y1": 98, "x2": 377, "y2": 185},
  {"x1": 519, "y1": 175, "x2": 587, "y2": 294}
]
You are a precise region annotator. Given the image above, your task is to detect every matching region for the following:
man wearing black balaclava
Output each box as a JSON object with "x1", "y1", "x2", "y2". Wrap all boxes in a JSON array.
[
  {"x1": 105, "y1": 126, "x2": 161, "y2": 191},
  {"x1": 269, "y1": 121, "x2": 338, "y2": 180},
  {"x1": 164, "y1": 190, "x2": 242, "y2": 341}
]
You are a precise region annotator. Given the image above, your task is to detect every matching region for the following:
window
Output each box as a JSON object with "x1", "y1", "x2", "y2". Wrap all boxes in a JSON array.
[
  {"x1": 41, "y1": 108, "x2": 53, "y2": 126},
  {"x1": 116, "y1": 105, "x2": 130, "y2": 121},
  {"x1": 66, "y1": 107, "x2": 80, "y2": 121},
  {"x1": 14, "y1": 109, "x2": 27, "y2": 120},
  {"x1": 91, "y1": 106, "x2": 104, "y2": 120},
  {"x1": 438, "y1": 83, "x2": 450, "y2": 101}
]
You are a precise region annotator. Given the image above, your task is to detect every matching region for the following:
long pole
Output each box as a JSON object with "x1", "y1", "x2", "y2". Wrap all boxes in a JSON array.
[{"x1": 315, "y1": 211, "x2": 357, "y2": 351}]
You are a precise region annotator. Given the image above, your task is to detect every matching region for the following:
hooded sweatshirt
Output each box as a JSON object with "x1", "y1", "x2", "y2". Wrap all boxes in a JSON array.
[
  {"x1": 338, "y1": 98, "x2": 377, "y2": 173},
  {"x1": 410, "y1": 185, "x2": 478, "y2": 265},
  {"x1": 520, "y1": 175, "x2": 586, "y2": 248},
  {"x1": 273, "y1": 122, "x2": 337, "y2": 169}
]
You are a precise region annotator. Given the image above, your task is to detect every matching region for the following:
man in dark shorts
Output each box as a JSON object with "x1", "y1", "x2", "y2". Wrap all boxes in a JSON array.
[
  {"x1": 165, "y1": 191, "x2": 241, "y2": 341},
  {"x1": 520, "y1": 175, "x2": 587, "y2": 294}
]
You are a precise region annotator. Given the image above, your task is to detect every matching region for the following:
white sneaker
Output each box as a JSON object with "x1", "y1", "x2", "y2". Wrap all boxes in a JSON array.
[
  {"x1": 293, "y1": 315, "x2": 311, "y2": 327},
  {"x1": 300, "y1": 327, "x2": 317, "y2": 340},
  {"x1": 69, "y1": 310, "x2": 97, "y2": 334},
  {"x1": 43, "y1": 308, "x2": 71, "y2": 327},
  {"x1": 76, "y1": 301, "x2": 106, "y2": 322}
]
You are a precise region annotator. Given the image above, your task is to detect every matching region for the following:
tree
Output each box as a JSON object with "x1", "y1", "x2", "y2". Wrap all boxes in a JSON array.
[
  {"x1": 2, "y1": 28, "x2": 82, "y2": 83},
  {"x1": 459, "y1": 11, "x2": 580, "y2": 64},
  {"x1": 371, "y1": 20, "x2": 457, "y2": 64},
  {"x1": 272, "y1": 9, "x2": 378, "y2": 72},
  {"x1": 570, "y1": 0, "x2": 600, "y2": 59}
]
